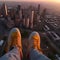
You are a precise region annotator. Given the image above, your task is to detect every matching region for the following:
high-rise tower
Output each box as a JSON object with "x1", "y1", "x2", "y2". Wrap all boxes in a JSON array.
[
  {"x1": 30, "y1": 10, "x2": 34, "y2": 29},
  {"x1": 1, "y1": 0, "x2": 8, "y2": 16},
  {"x1": 38, "y1": 4, "x2": 40, "y2": 15}
]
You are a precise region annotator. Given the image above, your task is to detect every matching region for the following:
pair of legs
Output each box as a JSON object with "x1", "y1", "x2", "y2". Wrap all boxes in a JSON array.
[{"x1": 0, "y1": 28, "x2": 50, "y2": 60}]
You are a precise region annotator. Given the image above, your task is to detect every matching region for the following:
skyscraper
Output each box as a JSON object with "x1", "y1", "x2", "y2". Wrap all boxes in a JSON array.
[
  {"x1": 17, "y1": 5, "x2": 22, "y2": 20},
  {"x1": 1, "y1": 0, "x2": 8, "y2": 16},
  {"x1": 38, "y1": 4, "x2": 40, "y2": 15},
  {"x1": 17, "y1": 5, "x2": 21, "y2": 11},
  {"x1": 36, "y1": 4, "x2": 40, "y2": 22},
  {"x1": 19, "y1": 9, "x2": 22, "y2": 20},
  {"x1": 25, "y1": 18, "x2": 30, "y2": 28},
  {"x1": 30, "y1": 10, "x2": 34, "y2": 29},
  {"x1": 23, "y1": 18, "x2": 25, "y2": 27}
]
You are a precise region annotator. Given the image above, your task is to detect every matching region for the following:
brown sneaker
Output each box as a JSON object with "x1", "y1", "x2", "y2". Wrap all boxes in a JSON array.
[
  {"x1": 4, "y1": 28, "x2": 23, "y2": 58},
  {"x1": 27, "y1": 31, "x2": 43, "y2": 54}
]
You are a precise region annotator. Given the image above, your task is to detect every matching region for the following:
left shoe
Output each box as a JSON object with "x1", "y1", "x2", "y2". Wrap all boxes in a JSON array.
[{"x1": 4, "y1": 28, "x2": 23, "y2": 58}]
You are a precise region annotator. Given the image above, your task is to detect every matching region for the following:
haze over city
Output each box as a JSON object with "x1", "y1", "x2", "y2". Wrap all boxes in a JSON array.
[
  {"x1": 0, "y1": 0, "x2": 60, "y2": 3},
  {"x1": 0, "y1": 0, "x2": 60, "y2": 15}
]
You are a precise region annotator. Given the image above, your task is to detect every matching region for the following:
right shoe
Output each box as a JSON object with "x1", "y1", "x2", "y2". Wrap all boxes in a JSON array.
[{"x1": 27, "y1": 31, "x2": 43, "y2": 54}]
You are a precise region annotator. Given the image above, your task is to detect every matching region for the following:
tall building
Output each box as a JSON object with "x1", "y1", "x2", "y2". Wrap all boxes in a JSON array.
[
  {"x1": 1, "y1": 0, "x2": 8, "y2": 16},
  {"x1": 41, "y1": 8, "x2": 47, "y2": 19},
  {"x1": 15, "y1": 15, "x2": 20, "y2": 27},
  {"x1": 17, "y1": 5, "x2": 22, "y2": 20},
  {"x1": 38, "y1": 4, "x2": 40, "y2": 15},
  {"x1": 30, "y1": 10, "x2": 34, "y2": 29},
  {"x1": 40, "y1": 8, "x2": 47, "y2": 30},
  {"x1": 10, "y1": 8, "x2": 16, "y2": 20},
  {"x1": 17, "y1": 5, "x2": 21, "y2": 11},
  {"x1": 36, "y1": 4, "x2": 41, "y2": 22},
  {"x1": 23, "y1": 18, "x2": 25, "y2": 26},
  {"x1": 25, "y1": 18, "x2": 30, "y2": 28},
  {"x1": 19, "y1": 9, "x2": 22, "y2": 20}
]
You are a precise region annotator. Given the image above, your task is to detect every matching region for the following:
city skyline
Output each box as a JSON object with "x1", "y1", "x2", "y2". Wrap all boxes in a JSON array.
[{"x1": 0, "y1": 0, "x2": 60, "y2": 3}]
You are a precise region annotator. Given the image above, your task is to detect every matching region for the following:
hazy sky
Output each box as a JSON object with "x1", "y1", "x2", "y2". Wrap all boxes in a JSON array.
[{"x1": 1, "y1": 0, "x2": 60, "y2": 3}]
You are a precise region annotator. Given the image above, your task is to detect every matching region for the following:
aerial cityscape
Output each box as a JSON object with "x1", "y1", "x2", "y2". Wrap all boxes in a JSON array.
[{"x1": 0, "y1": 0, "x2": 60, "y2": 60}]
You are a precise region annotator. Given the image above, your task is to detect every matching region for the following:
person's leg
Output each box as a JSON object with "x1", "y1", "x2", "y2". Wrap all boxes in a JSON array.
[
  {"x1": 0, "y1": 28, "x2": 23, "y2": 60},
  {"x1": 0, "y1": 47, "x2": 21, "y2": 60},
  {"x1": 27, "y1": 31, "x2": 50, "y2": 60},
  {"x1": 30, "y1": 49, "x2": 50, "y2": 60}
]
